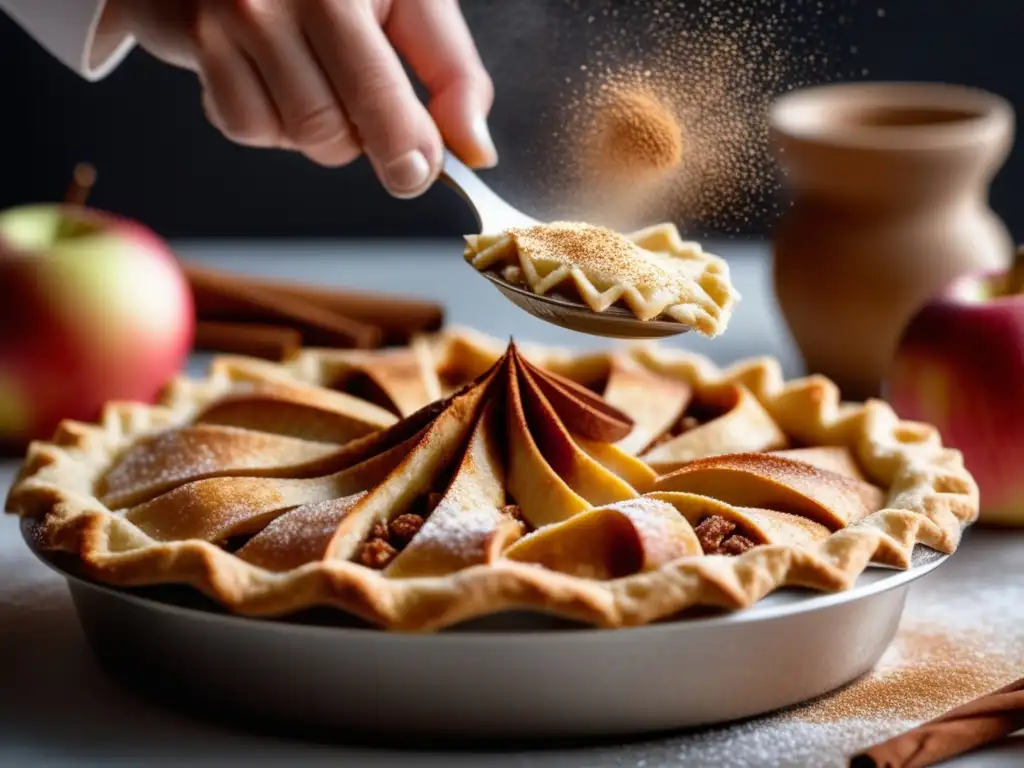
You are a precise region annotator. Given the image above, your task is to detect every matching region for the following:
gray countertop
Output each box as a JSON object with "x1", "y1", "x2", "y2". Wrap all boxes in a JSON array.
[{"x1": 1, "y1": 239, "x2": 1021, "y2": 767}]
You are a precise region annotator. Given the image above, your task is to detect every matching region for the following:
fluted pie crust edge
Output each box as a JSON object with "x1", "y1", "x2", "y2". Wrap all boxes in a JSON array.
[{"x1": 5, "y1": 328, "x2": 979, "y2": 632}]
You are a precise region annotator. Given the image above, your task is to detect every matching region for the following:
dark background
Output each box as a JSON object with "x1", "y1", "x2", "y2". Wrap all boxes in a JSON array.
[{"x1": 1, "y1": 0, "x2": 1021, "y2": 241}]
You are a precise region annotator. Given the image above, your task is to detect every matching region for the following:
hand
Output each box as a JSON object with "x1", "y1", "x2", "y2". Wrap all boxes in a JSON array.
[{"x1": 101, "y1": 0, "x2": 497, "y2": 198}]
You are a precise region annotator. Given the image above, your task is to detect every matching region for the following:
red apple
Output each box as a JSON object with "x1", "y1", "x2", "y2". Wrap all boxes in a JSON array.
[
  {"x1": 0, "y1": 203, "x2": 194, "y2": 443},
  {"x1": 885, "y1": 252, "x2": 1024, "y2": 526}
]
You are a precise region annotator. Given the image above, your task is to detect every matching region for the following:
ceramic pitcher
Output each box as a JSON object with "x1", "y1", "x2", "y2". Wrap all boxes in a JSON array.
[{"x1": 769, "y1": 82, "x2": 1015, "y2": 400}]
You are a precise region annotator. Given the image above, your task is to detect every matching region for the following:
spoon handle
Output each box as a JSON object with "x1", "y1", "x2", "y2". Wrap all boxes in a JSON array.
[
  {"x1": 441, "y1": 152, "x2": 689, "y2": 339},
  {"x1": 439, "y1": 151, "x2": 538, "y2": 233}
]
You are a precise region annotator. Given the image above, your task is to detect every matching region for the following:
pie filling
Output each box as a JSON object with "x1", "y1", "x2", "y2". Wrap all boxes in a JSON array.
[
  {"x1": 356, "y1": 492, "x2": 528, "y2": 571},
  {"x1": 330, "y1": 370, "x2": 402, "y2": 416},
  {"x1": 642, "y1": 395, "x2": 728, "y2": 454},
  {"x1": 635, "y1": 381, "x2": 791, "y2": 473},
  {"x1": 693, "y1": 515, "x2": 757, "y2": 556},
  {"x1": 359, "y1": 514, "x2": 423, "y2": 568}
]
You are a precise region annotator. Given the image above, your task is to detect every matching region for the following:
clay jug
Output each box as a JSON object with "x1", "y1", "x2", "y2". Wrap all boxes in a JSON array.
[{"x1": 769, "y1": 82, "x2": 1015, "y2": 400}]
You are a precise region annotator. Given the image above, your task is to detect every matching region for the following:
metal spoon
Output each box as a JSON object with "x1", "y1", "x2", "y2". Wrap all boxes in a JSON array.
[{"x1": 440, "y1": 151, "x2": 690, "y2": 339}]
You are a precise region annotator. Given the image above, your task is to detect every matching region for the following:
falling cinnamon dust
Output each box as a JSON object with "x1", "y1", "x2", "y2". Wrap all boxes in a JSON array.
[
  {"x1": 584, "y1": 88, "x2": 684, "y2": 182},
  {"x1": 785, "y1": 624, "x2": 1023, "y2": 725},
  {"x1": 563, "y1": 37, "x2": 786, "y2": 233},
  {"x1": 530, "y1": 0, "x2": 870, "y2": 235}
]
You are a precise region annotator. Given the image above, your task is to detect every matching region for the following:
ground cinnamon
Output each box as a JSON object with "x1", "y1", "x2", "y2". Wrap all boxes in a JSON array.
[
  {"x1": 788, "y1": 627, "x2": 1017, "y2": 725},
  {"x1": 193, "y1": 321, "x2": 302, "y2": 361},
  {"x1": 850, "y1": 677, "x2": 1024, "y2": 768},
  {"x1": 588, "y1": 88, "x2": 683, "y2": 180}
]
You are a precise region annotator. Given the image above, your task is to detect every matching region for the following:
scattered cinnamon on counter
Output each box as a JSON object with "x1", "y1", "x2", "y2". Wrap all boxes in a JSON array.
[
  {"x1": 788, "y1": 627, "x2": 1017, "y2": 725},
  {"x1": 778, "y1": 622, "x2": 1022, "y2": 767},
  {"x1": 849, "y1": 676, "x2": 1024, "y2": 768}
]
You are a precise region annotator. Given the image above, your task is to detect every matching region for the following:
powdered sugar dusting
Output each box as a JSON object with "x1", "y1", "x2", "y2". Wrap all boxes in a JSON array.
[
  {"x1": 604, "y1": 497, "x2": 685, "y2": 540},
  {"x1": 127, "y1": 475, "x2": 318, "y2": 542},
  {"x1": 104, "y1": 431, "x2": 219, "y2": 502},
  {"x1": 249, "y1": 494, "x2": 365, "y2": 554},
  {"x1": 614, "y1": 718, "x2": 914, "y2": 768},
  {"x1": 102, "y1": 426, "x2": 334, "y2": 507},
  {"x1": 402, "y1": 504, "x2": 507, "y2": 564},
  {"x1": 238, "y1": 493, "x2": 367, "y2": 568}
]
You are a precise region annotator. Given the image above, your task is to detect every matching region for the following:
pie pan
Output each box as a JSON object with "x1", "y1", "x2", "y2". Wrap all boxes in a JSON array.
[{"x1": 23, "y1": 517, "x2": 948, "y2": 740}]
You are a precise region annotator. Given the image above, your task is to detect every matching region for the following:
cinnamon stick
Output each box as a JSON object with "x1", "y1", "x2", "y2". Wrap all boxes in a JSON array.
[
  {"x1": 183, "y1": 262, "x2": 443, "y2": 345},
  {"x1": 194, "y1": 321, "x2": 302, "y2": 361},
  {"x1": 850, "y1": 676, "x2": 1024, "y2": 768},
  {"x1": 184, "y1": 265, "x2": 382, "y2": 349},
  {"x1": 256, "y1": 279, "x2": 444, "y2": 341}
]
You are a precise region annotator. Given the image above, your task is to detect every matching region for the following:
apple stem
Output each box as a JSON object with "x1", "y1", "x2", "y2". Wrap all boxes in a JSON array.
[{"x1": 65, "y1": 163, "x2": 96, "y2": 208}]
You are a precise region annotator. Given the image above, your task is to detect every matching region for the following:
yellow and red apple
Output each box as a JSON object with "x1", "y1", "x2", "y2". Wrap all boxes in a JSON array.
[
  {"x1": 885, "y1": 253, "x2": 1024, "y2": 526},
  {"x1": 0, "y1": 203, "x2": 194, "y2": 444}
]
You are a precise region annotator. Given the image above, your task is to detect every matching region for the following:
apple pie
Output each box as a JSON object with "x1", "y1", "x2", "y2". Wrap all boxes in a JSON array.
[
  {"x1": 6, "y1": 328, "x2": 978, "y2": 631},
  {"x1": 464, "y1": 221, "x2": 739, "y2": 336}
]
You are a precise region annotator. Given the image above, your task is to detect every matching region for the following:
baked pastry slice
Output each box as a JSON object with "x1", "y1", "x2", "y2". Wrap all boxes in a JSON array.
[
  {"x1": 464, "y1": 221, "x2": 739, "y2": 336},
  {"x1": 6, "y1": 335, "x2": 979, "y2": 632}
]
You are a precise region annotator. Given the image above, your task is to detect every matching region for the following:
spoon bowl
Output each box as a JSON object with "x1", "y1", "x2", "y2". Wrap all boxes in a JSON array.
[
  {"x1": 441, "y1": 152, "x2": 691, "y2": 340},
  {"x1": 480, "y1": 273, "x2": 692, "y2": 339}
]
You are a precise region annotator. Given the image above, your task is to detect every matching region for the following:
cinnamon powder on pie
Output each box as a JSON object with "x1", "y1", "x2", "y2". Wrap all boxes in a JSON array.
[{"x1": 508, "y1": 222, "x2": 670, "y2": 288}]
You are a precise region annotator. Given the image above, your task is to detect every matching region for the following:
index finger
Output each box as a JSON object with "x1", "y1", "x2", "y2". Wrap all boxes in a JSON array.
[
  {"x1": 386, "y1": 0, "x2": 498, "y2": 169},
  {"x1": 302, "y1": 0, "x2": 443, "y2": 197}
]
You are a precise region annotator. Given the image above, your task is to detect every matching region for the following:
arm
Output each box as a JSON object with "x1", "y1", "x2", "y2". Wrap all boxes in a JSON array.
[
  {"x1": 1, "y1": 0, "x2": 497, "y2": 198},
  {"x1": 0, "y1": 0, "x2": 134, "y2": 81}
]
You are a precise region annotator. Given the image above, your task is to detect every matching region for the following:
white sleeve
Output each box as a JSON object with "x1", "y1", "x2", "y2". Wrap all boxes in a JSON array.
[{"x1": 0, "y1": 0, "x2": 135, "y2": 82}]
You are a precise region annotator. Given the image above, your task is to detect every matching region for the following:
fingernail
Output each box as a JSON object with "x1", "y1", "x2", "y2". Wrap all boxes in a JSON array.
[
  {"x1": 383, "y1": 150, "x2": 432, "y2": 197},
  {"x1": 471, "y1": 114, "x2": 499, "y2": 169}
]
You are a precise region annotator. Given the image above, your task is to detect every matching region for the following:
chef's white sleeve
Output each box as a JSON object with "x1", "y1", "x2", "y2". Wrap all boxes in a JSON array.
[{"x1": 0, "y1": 0, "x2": 134, "y2": 81}]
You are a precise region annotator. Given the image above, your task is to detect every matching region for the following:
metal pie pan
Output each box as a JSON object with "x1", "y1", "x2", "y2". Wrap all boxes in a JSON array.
[{"x1": 22, "y1": 519, "x2": 948, "y2": 740}]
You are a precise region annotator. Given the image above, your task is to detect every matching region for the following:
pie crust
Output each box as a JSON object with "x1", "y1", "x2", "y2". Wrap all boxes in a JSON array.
[
  {"x1": 6, "y1": 327, "x2": 978, "y2": 632},
  {"x1": 464, "y1": 222, "x2": 739, "y2": 336}
]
